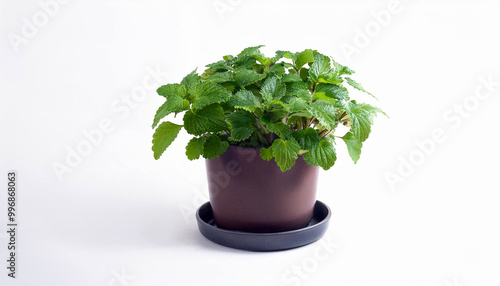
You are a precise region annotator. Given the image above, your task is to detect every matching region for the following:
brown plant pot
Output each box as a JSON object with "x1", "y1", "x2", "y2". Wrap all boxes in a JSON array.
[{"x1": 205, "y1": 145, "x2": 319, "y2": 233}]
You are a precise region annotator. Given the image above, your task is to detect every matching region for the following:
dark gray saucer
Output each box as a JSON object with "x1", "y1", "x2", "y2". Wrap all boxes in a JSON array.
[{"x1": 196, "y1": 201, "x2": 331, "y2": 252}]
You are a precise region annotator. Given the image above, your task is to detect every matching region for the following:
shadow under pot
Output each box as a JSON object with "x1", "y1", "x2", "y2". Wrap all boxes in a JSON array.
[{"x1": 205, "y1": 145, "x2": 319, "y2": 233}]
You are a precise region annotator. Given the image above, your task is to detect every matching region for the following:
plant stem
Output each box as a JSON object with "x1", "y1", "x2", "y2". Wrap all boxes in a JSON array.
[
  {"x1": 309, "y1": 83, "x2": 317, "y2": 104},
  {"x1": 306, "y1": 117, "x2": 315, "y2": 129},
  {"x1": 321, "y1": 129, "x2": 334, "y2": 138}
]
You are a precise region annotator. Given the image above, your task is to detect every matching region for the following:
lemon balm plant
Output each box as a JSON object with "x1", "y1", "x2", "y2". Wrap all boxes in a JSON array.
[
  {"x1": 151, "y1": 46, "x2": 387, "y2": 246},
  {"x1": 151, "y1": 45, "x2": 385, "y2": 171}
]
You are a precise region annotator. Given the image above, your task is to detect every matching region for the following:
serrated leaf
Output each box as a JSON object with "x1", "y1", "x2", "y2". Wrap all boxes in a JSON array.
[
  {"x1": 237, "y1": 45, "x2": 269, "y2": 65},
  {"x1": 345, "y1": 77, "x2": 374, "y2": 97},
  {"x1": 152, "y1": 95, "x2": 189, "y2": 128},
  {"x1": 266, "y1": 122, "x2": 293, "y2": 140},
  {"x1": 202, "y1": 135, "x2": 229, "y2": 159},
  {"x1": 234, "y1": 69, "x2": 265, "y2": 87},
  {"x1": 271, "y1": 139, "x2": 301, "y2": 172},
  {"x1": 286, "y1": 97, "x2": 308, "y2": 113},
  {"x1": 183, "y1": 104, "x2": 227, "y2": 135},
  {"x1": 157, "y1": 83, "x2": 187, "y2": 98},
  {"x1": 342, "y1": 132, "x2": 362, "y2": 163},
  {"x1": 348, "y1": 102, "x2": 386, "y2": 143},
  {"x1": 304, "y1": 140, "x2": 337, "y2": 170},
  {"x1": 260, "y1": 147, "x2": 273, "y2": 161},
  {"x1": 233, "y1": 55, "x2": 256, "y2": 70},
  {"x1": 226, "y1": 110, "x2": 256, "y2": 141},
  {"x1": 331, "y1": 59, "x2": 354, "y2": 76},
  {"x1": 191, "y1": 81, "x2": 232, "y2": 110},
  {"x1": 152, "y1": 122, "x2": 183, "y2": 160},
  {"x1": 309, "y1": 54, "x2": 332, "y2": 83},
  {"x1": 261, "y1": 76, "x2": 286, "y2": 103},
  {"x1": 295, "y1": 49, "x2": 315, "y2": 70},
  {"x1": 229, "y1": 90, "x2": 261, "y2": 112},
  {"x1": 286, "y1": 81, "x2": 311, "y2": 101},
  {"x1": 313, "y1": 92, "x2": 336, "y2": 105},
  {"x1": 292, "y1": 128, "x2": 320, "y2": 150},
  {"x1": 223, "y1": 54, "x2": 234, "y2": 62},
  {"x1": 206, "y1": 71, "x2": 234, "y2": 83},
  {"x1": 272, "y1": 50, "x2": 295, "y2": 62},
  {"x1": 315, "y1": 83, "x2": 349, "y2": 101},
  {"x1": 185, "y1": 137, "x2": 206, "y2": 160},
  {"x1": 269, "y1": 63, "x2": 285, "y2": 77},
  {"x1": 317, "y1": 75, "x2": 343, "y2": 84},
  {"x1": 206, "y1": 61, "x2": 232, "y2": 71},
  {"x1": 269, "y1": 99, "x2": 287, "y2": 109},
  {"x1": 181, "y1": 70, "x2": 200, "y2": 95},
  {"x1": 307, "y1": 100, "x2": 337, "y2": 129},
  {"x1": 282, "y1": 73, "x2": 302, "y2": 83},
  {"x1": 201, "y1": 68, "x2": 216, "y2": 80}
]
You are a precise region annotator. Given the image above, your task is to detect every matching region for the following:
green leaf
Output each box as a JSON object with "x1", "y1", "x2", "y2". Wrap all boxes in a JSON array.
[
  {"x1": 229, "y1": 90, "x2": 261, "y2": 112},
  {"x1": 271, "y1": 139, "x2": 301, "y2": 172},
  {"x1": 342, "y1": 132, "x2": 362, "y2": 163},
  {"x1": 191, "y1": 81, "x2": 232, "y2": 110},
  {"x1": 269, "y1": 63, "x2": 285, "y2": 77},
  {"x1": 304, "y1": 140, "x2": 337, "y2": 170},
  {"x1": 345, "y1": 77, "x2": 374, "y2": 97},
  {"x1": 234, "y1": 69, "x2": 265, "y2": 87},
  {"x1": 299, "y1": 68, "x2": 309, "y2": 82},
  {"x1": 202, "y1": 135, "x2": 229, "y2": 159},
  {"x1": 237, "y1": 45, "x2": 269, "y2": 65},
  {"x1": 266, "y1": 122, "x2": 293, "y2": 140},
  {"x1": 286, "y1": 81, "x2": 311, "y2": 101},
  {"x1": 307, "y1": 100, "x2": 337, "y2": 129},
  {"x1": 295, "y1": 49, "x2": 315, "y2": 70},
  {"x1": 183, "y1": 104, "x2": 227, "y2": 135},
  {"x1": 261, "y1": 76, "x2": 286, "y2": 103},
  {"x1": 152, "y1": 95, "x2": 190, "y2": 128},
  {"x1": 206, "y1": 61, "x2": 232, "y2": 71},
  {"x1": 317, "y1": 75, "x2": 343, "y2": 84},
  {"x1": 181, "y1": 70, "x2": 200, "y2": 95},
  {"x1": 260, "y1": 147, "x2": 273, "y2": 161},
  {"x1": 233, "y1": 55, "x2": 256, "y2": 70},
  {"x1": 286, "y1": 97, "x2": 308, "y2": 113},
  {"x1": 152, "y1": 122, "x2": 183, "y2": 160},
  {"x1": 292, "y1": 128, "x2": 320, "y2": 150},
  {"x1": 157, "y1": 83, "x2": 187, "y2": 98},
  {"x1": 201, "y1": 68, "x2": 216, "y2": 80},
  {"x1": 185, "y1": 137, "x2": 207, "y2": 160},
  {"x1": 226, "y1": 110, "x2": 256, "y2": 141},
  {"x1": 312, "y1": 92, "x2": 336, "y2": 105},
  {"x1": 309, "y1": 54, "x2": 332, "y2": 83},
  {"x1": 206, "y1": 71, "x2": 234, "y2": 83},
  {"x1": 315, "y1": 83, "x2": 349, "y2": 101},
  {"x1": 272, "y1": 50, "x2": 295, "y2": 62},
  {"x1": 282, "y1": 73, "x2": 302, "y2": 83},
  {"x1": 331, "y1": 59, "x2": 354, "y2": 76},
  {"x1": 348, "y1": 102, "x2": 385, "y2": 142}
]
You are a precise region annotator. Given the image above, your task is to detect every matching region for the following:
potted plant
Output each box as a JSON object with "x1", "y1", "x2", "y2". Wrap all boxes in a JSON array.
[{"x1": 151, "y1": 46, "x2": 385, "y2": 250}]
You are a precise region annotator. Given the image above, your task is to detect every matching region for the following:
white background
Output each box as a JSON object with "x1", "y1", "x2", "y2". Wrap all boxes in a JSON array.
[{"x1": 1, "y1": 1, "x2": 500, "y2": 285}]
